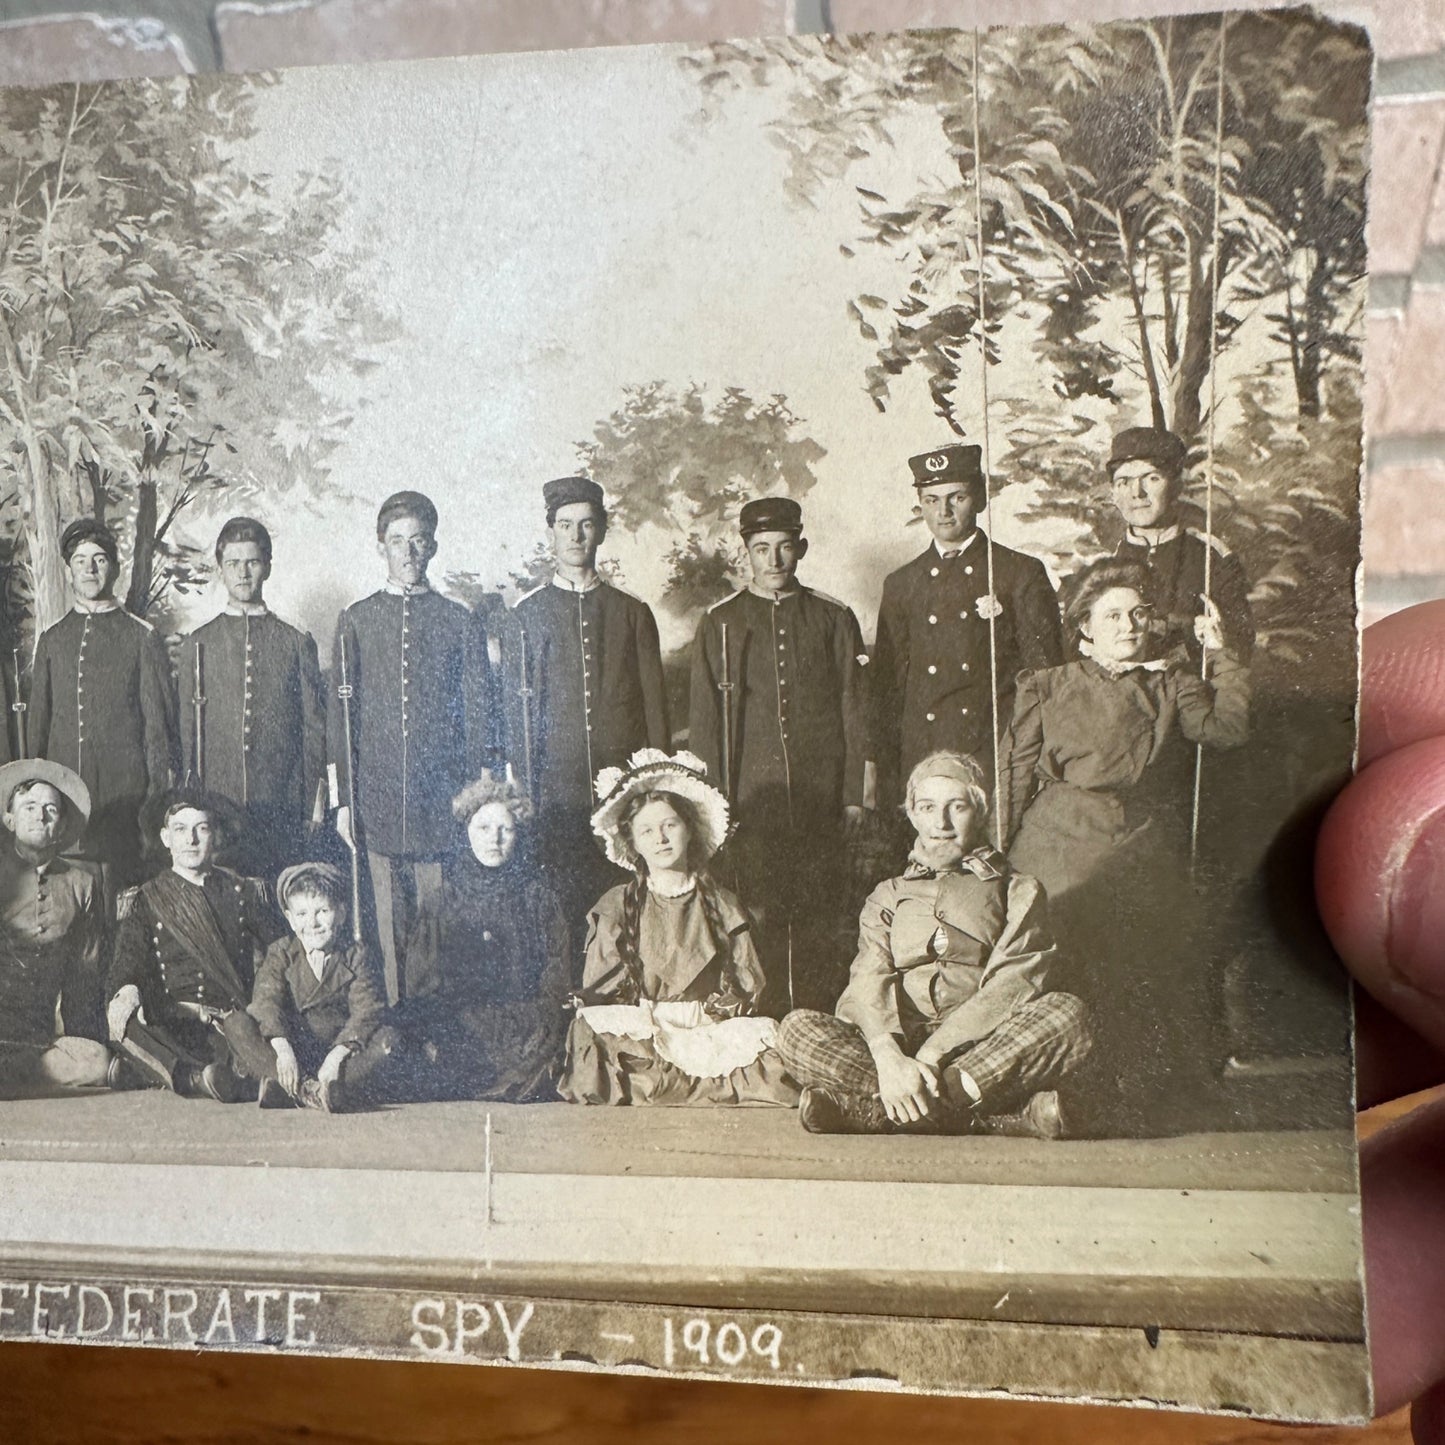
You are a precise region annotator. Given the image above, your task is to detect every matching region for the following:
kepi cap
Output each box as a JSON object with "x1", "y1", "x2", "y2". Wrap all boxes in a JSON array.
[
  {"x1": 739, "y1": 496, "x2": 803, "y2": 538},
  {"x1": 908, "y1": 444, "x2": 984, "y2": 490},
  {"x1": 1107, "y1": 427, "x2": 1189, "y2": 478},
  {"x1": 543, "y1": 476, "x2": 606, "y2": 514}
]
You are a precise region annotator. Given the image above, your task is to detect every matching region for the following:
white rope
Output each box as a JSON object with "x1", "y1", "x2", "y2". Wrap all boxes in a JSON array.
[
  {"x1": 1190, "y1": 11, "x2": 1228, "y2": 869},
  {"x1": 971, "y1": 29, "x2": 1004, "y2": 850}
]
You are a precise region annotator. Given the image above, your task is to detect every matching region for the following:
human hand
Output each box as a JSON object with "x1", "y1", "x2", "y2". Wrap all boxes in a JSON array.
[
  {"x1": 869, "y1": 1037, "x2": 940, "y2": 1124},
  {"x1": 1193, "y1": 593, "x2": 1225, "y2": 653},
  {"x1": 105, "y1": 985, "x2": 143, "y2": 1043},
  {"x1": 1316, "y1": 600, "x2": 1445, "y2": 1441},
  {"x1": 271, "y1": 1036, "x2": 302, "y2": 1096},
  {"x1": 317, "y1": 1045, "x2": 349, "y2": 1088}
]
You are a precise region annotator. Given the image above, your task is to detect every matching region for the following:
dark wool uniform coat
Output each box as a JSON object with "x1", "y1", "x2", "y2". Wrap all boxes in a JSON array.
[
  {"x1": 179, "y1": 610, "x2": 327, "y2": 825},
  {"x1": 328, "y1": 589, "x2": 492, "y2": 860},
  {"x1": 30, "y1": 607, "x2": 180, "y2": 876},
  {"x1": 508, "y1": 579, "x2": 671, "y2": 813},
  {"x1": 872, "y1": 536, "x2": 1063, "y2": 809},
  {"x1": 1115, "y1": 525, "x2": 1255, "y2": 662},
  {"x1": 108, "y1": 868, "x2": 282, "y2": 1021},
  {"x1": 689, "y1": 585, "x2": 869, "y2": 827}
]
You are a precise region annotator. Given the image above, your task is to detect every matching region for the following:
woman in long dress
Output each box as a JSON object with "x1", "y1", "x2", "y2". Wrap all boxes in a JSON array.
[
  {"x1": 557, "y1": 750, "x2": 798, "y2": 1108},
  {"x1": 402, "y1": 774, "x2": 571, "y2": 1101},
  {"x1": 998, "y1": 559, "x2": 1249, "y2": 1133}
]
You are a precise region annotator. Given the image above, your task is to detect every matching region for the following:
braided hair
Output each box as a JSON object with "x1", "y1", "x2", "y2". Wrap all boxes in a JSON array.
[{"x1": 613, "y1": 789, "x2": 738, "y2": 1005}]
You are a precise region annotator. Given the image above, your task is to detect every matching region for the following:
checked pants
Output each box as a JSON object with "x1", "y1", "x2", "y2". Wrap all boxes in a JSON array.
[{"x1": 777, "y1": 992, "x2": 1092, "y2": 1116}]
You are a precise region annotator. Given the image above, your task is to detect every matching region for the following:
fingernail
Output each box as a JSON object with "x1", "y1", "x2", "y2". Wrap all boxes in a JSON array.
[{"x1": 1386, "y1": 807, "x2": 1445, "y2": 1002}]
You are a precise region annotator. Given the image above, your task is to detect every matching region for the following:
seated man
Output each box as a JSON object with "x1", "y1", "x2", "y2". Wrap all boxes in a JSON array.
[
  {"x1": 249, "y1": 862, "x2": 402, "y2": 1114},
  {"x1": 105, "y1": 788, "x2": 284, "y2": 1101},
  {"x1": 777, "y1": 750, "x2": 1091, "y2": 1137},
  {"x1": 0, "y1": 759, "x2": 116, "y2": 1096}
]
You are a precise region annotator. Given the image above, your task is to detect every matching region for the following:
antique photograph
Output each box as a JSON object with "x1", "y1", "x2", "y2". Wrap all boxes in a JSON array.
[{"x1": 0, "y1": 8, "x2": 1371, "y2": 1419}]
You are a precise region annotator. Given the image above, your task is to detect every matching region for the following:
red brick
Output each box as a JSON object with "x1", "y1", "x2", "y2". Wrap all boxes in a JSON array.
[
  {"x1": 217, "y1": 0, "x2": 794, "y2": 72},
  {"x1": 1365, "y1": 465, "x2": 1445, "y2": 576},
  {"x1": 1379, "y1": 288, "x2": 1445, "y2": 435},
  {"x1": 0, "y1": 15, "x2": 190, "y2": 87}
]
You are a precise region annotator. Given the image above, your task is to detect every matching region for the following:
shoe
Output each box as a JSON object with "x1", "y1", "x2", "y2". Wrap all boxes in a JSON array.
[
  {"x1": 297, "y1": 1077, "x2": 328, "y2": 1112},
  {"x1": 198, "y1": 1061, "x2": 250, "y2": 1104},
  {"x1": 105, "y1": 1054, "x2": 149, "y2": 1092},
  {"x1": 258, "y1": 1077, "x2": 297, "y2": 1109},
  {"x1": 318, "y1": 1077, "x2": 348, "y2": 1114},
  {"x1": 977, "y1": 1090, "x2": 1067, "y2": 1141},
  {"x1": 799, "y1": 1087, "x2": 890, "y2": 1134}
]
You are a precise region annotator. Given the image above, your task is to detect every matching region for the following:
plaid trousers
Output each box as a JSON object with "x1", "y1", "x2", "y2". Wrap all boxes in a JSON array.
[{"x1": 777, "y1": 992, "x2": 1091, "y2": 1115}]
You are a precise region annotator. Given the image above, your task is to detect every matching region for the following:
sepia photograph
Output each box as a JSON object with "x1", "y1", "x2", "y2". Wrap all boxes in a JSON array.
[{"x1": 0, "y1": 7, "x2": 1371, "y2": 1420}]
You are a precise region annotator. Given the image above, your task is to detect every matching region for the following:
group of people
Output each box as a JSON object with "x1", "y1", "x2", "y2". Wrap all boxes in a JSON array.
[{"x1": 0, "y1": 422, "x2": 1254, "y2": 1135}]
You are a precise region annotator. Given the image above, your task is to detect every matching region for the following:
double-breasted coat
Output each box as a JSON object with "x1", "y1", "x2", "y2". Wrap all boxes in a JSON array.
[
  {"x1": 30, "y1": 605, "x2": 180, "y2": 882},
  {"x1": 872, "y1": 536, "x2": 1063, "y2": 809},
  {"x1": 328, "y1": 587, "x2": 492, "y2": 860},
  {"x1": 248, "y1": 936, "x2": 388, "y2": 1066}
]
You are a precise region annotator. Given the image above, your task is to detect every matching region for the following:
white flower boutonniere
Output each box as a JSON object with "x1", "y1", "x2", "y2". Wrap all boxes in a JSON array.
[{"x1": 975, "y1": 594, "x2": 1004, "y2": 620}]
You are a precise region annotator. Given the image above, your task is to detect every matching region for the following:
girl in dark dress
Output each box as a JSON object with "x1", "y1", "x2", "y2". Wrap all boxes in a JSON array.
[
  {"x1": 402, "y1": 775, "x2": 571, "y2": 1101},
  {"x1": 998, "y1": 560, "x2": 1250, "y2": 1134}
]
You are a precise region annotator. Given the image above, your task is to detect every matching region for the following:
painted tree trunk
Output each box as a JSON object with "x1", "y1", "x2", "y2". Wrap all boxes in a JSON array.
[{"x1": 23, "y1": 440, "x2": 67, "y2": 643}]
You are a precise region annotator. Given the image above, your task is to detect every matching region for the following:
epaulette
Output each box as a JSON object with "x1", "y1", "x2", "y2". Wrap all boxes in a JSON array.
[
  {"x1": 115, "y1": 886, "x2": 140, "y2": 921},
  {"x1": 514, "y1": 582, "x2": 549, "y2": 604},
  {"x1": 1186, "y1": 527, "x2": 1233, "y2": 558},
  {"x1": 121, "y1": 609, "x2": 156, "y2": 632},
  {"x1": 705, "y1": 590, "x2": 744, "y2": 614},
  {"x1": 606, "y1": 582, "x2": 649, "y2": 607}
]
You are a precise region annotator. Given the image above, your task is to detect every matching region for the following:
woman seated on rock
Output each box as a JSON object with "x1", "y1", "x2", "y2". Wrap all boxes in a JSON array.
[
  {"x1": 402, "y1": 774, "x2": 571, "y2": 1101},
  {"x1": 557, "y1": 750, "x2": 798, "y2": 1108}
]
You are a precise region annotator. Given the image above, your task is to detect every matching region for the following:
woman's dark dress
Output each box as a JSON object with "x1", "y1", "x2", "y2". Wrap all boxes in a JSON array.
[{"x1": 402, "y1": 860, "x2": 572, "y2": 1101}]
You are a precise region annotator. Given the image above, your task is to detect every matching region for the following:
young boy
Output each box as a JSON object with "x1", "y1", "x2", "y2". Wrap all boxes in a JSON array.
[{"x1": 249, "y1": 862, "x2": 401, "y2": 1113}]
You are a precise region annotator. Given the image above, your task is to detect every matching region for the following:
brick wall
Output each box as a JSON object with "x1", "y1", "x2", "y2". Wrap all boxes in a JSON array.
[{"x1": 0, "y1": 0, "x2": 1436, "y2": 621}]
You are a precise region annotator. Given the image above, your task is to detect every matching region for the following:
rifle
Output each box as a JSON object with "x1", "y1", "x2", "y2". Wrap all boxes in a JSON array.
[
  {"x1": 187, "y1": 640, "x2": 206, "y2": 787},
  {"x1": 517, "y1": 627, "x2": 535, "y2": 808},
  {"x1": 337, "y1": 637, "x2": 363, "y2": 943},
  {"x1": 717, "y1": 622, "x2": 735, "y2": 802},
  {"x1": 10, "y1": 648, "x2": 26, "y2": 760}
]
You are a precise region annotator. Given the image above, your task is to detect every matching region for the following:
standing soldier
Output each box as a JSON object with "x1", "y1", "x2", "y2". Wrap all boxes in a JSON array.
[
  {"x1": 872, "y1": 444, "x2": 1062, "y2": 818},
  {"x1": 689, "y1": 497, "x2": 870, "y2": 1014},
  {"x1": 1107, "y1": 426, "x2": 1255, "y2": 662},
  {"x1": 30, "y1": 519, "x2": 179, "y2": 892},
  {"x1": 329, "y1": 491, "x2": 492, "y2": 1005},
  {"x1": 178, "y1": 518, "x2": 327, "y2": 877},
  {"x1": 509, "y1": 476, "x2": 670, "y2": 933}
]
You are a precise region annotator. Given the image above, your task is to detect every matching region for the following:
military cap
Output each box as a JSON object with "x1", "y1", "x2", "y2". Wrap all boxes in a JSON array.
[
  {"x1": 739, "y1": 496, "x2": 804, "y2": 538},
  {"x1": 375, "y1": 490, "x2": 439, "y2": 540},
  {"x1": 59, "y1": 517, "x2": 119, "y2": 566},
  {"x1": 1107, "y1": 427, "x2": 1189, "y2": 479},
  {"x1": 908, "y1": 443, "x2": 985, "y2": 490},
  {"x1": 543, "y1": 476, "x2": 606, "y2": 517}
]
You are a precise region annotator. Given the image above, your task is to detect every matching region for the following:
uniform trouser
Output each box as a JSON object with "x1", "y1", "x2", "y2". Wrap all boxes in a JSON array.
[
  {"x1": 366, "y1": 853, "x2": 444, "y2": 1007},
  {"x1": 0, "y1": 1037, "x2": 112, "y2": 1097},
  {"x1": 776, "y1": 993, "x2": 1092, "y2": 1116},
  {"x1": 120, "y1": 1008, "x2": 277, "y2": 1095}
]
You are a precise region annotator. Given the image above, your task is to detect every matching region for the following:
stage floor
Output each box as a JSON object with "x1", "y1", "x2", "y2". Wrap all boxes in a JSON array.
[{"x1": 0, "y1": 1091, "x2": 1356, "y2": 1192}]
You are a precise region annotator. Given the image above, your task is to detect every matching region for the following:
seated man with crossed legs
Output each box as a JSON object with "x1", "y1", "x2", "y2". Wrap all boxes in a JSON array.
[{"x1": 777, "y1": 750, "x2": 1091, "y2": 1137}]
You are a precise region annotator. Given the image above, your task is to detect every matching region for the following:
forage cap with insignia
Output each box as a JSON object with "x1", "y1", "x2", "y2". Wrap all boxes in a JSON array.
[
  {"x1": 908, "y1": 444, "x2": 984, "y2": 491},
  {"x1": 739, "y1": 496, "x2": 803, "y2": 538}
]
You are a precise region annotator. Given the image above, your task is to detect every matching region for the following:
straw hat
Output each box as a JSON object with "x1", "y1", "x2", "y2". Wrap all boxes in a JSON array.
[
  {"x1": 0, "y1": 758, "x2": 91, "y2": 850},
  {"x1": 590, "y1": 750, "x2": 732, "y2": 872}
]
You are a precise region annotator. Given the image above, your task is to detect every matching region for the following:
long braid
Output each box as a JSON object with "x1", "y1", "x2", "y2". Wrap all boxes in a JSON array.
[
  {"x1": 614, "y1": 870, "x2": 649, "y2": 1005},
  {"x1": 696, "y1": 870, "x2": 748, "y2": 1008}
]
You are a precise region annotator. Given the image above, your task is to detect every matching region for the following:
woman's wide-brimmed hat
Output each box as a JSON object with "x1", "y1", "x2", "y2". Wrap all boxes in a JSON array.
[
  {"x1": 590, "y1": 750, "x2": 732, "y2": 872},
  {"x1": 0, "y1": 758, "x2": 91, "y2": 849}
]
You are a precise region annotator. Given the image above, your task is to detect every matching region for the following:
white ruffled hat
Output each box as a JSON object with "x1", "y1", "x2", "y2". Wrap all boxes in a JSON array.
[{"x1": 590, "y1": 749, "x2": 732, "y2": 872}]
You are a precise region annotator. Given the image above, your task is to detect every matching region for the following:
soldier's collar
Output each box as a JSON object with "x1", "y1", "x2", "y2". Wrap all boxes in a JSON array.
[
  {"x1": 71, "y1": 598, "x2": 121, "y2": 615},
  {"x1": 550, "y1": 572, "x2": 602, "y2": 595},
  {"x1": 224, "y1": 602, "x2": 270, "y2": 617},
  {"x1": 1123, "y1": 522, "x2": 1181, "y2": 548},
  {"x1": 383, "y1": 580, "x2": 431, "y2": 597},
  {"x1": 932, "y1": 532, "x2": 980, "y2": 560},
  {"x1": 746, "y1": 581, "x2": 802, "y2": 603}
]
